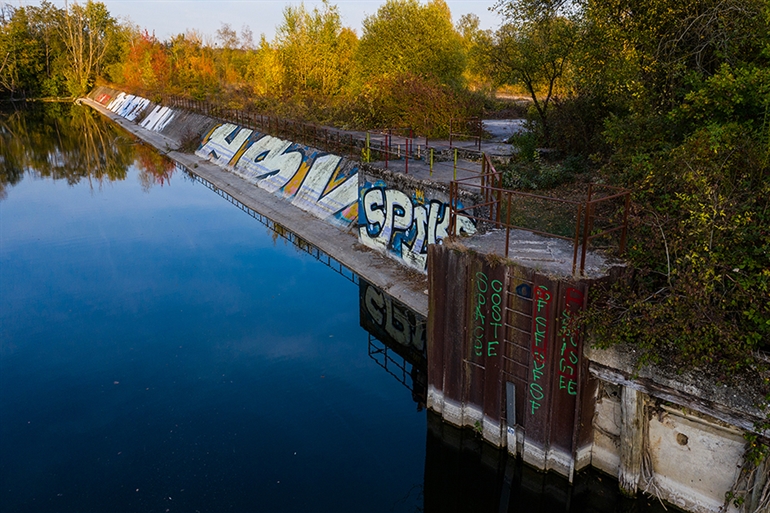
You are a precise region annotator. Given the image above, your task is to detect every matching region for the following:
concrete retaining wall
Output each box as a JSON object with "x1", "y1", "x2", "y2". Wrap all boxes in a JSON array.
[
  {"x1": 196, "y1": 122, "x2": 359, "y2": 227},
  {"x1": 591, "y1": 383, "x2": 745, "y2": 513}
]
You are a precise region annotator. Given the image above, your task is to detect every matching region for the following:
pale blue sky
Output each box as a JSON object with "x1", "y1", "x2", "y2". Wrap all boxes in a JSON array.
[{"x1": 36, "y1": 0, "x2": 503, "y2": 42}]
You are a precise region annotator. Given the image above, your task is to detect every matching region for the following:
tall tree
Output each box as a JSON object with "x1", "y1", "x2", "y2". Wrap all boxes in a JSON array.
[
  {"x1": 25, "y1": 1, "x2": 68, "y2": 96},
  {"x1": 355, "y1": 0, "x2": 465, "y2": 89},
  {"x1": 121, "y1": 28, "x2": 171, "y2": 92},
  {"x1": 59, "y1": 0, "x2": 121, "y2": 95},
  {"x1": 167, "y1": 31, "x2": 218, "y2": 99},
  {"x1": 274, "y1": 1, "x2": 357, "y2": 97},
  {"x1": 0, "y1": 5, "x2": 43, "y2": 97},
  {"x1": 489, "y1": 2, "x2": 577, "y2": 142}
]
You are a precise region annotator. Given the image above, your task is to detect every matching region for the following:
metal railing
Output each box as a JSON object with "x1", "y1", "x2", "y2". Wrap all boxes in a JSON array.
[
  {"x1": 449, "y1": 154, "x2": 630, "y2": 275},
  {"x1": 161, "y1": 94, "x2": 361, "y2": 158},
  {"x1": 158, "y1": 94, "x2": 489, "y2": 178},
  {"x1": 449, "y1": 117, "x2": 482, "y2": 152}
]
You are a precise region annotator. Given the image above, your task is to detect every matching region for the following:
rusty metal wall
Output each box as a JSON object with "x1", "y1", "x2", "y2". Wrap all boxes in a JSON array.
[{"x1": 428, "y1": 244, "x2": 598, "y2": 477}]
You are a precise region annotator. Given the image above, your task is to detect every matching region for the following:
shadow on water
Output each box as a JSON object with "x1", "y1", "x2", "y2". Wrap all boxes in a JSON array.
[
  {"x1": 0, "y1": 102, "x2": 175, "y2": 199},
  {"x1": 181, "y1": 163, "x2": 433, "y2": 412},
  {"x1": 424, "y1": 411, "x2": 675, "y2": 513}
]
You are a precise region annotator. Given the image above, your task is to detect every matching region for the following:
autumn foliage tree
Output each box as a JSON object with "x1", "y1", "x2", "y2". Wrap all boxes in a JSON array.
[{"x1": 121, "y1": 29, "x2": 170, "y2": 92}]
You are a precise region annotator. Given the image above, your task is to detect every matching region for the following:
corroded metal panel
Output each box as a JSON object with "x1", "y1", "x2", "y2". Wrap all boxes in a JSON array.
[
  {"x1": 465, "y1": 256, "x2": 486, "y2": 418},
  {"x1": 547, "y1": 282, "x2": 588, "y2": 459},
  {"x1": 427, "y1": 245, "x2": 598, "y2": 476},
  {"x1": 440, "y1": 247, "x2": 469, "y2": 407},
  {"x1": 427, "y1": 245, "x2": 447, "y2": 396},
  {"x1": 480, "y1": 261, "x2": 507, "y2": 426},
  {"x1": 523, "y1": 274, "x2": 558, "y2": 453},
  {"x1": 503, "y1": 266, "x2": 534, "y2": 429}
]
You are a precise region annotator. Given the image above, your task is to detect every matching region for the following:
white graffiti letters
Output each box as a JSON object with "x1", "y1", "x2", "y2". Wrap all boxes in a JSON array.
[
  {"x1": 198, "y1": 123, "x2": 253, "y2": 166},
  {"x1": 359, "y1": 185, "x2": 477, "y2": 272},
  {"x1": 364, "y1": 284, "x2": 425, "y2": 352},
  {"x1": 195, "y1": 124, "x2": 359, "y2": 226}
]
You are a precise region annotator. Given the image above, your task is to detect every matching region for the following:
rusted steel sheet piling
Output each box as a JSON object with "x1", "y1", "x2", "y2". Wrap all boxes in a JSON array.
[{"x1": 427, "y1": 244, "x2": 598, "y2": 480}]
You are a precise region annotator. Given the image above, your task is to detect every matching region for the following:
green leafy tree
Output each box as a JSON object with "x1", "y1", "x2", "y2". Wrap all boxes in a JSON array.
[
  {"x1": 355, "y1": 0, "x2": 465, "y2": 89},
  {"x1": 274, "y1": 1, "x2": 357, "y2": 97},
  {"x1": 25, "y1": 1, "x2": 68, "y2": 96},
  {"x1": 491, "y1": 0, "x2": 770, "y2": 374},
  {"x1": 0, "y1": 5, "x2": 44, "y2": 97},
  {"x1": 456, "y1": 13, "x2": 494, "y2": 91},
  {"x1": 489, "y1": 2, "x2": 577, "y2": 143},
  {"x1": 244, "y1": 35, "x2": 284, "y2": 98}
]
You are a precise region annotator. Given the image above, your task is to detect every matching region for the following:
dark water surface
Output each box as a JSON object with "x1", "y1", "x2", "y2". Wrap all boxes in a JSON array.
[{"x1": 1, "y1": 104, "x2": 667, "y2": 513}]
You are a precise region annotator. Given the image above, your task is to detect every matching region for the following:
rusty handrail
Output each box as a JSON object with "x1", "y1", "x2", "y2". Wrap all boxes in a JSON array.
[
  {"x1": 449, "y1": 117, "x2": 482, "y2": 152},
  {"x1": 449, "y1": 153, "x2": 630, "y2": 275}
]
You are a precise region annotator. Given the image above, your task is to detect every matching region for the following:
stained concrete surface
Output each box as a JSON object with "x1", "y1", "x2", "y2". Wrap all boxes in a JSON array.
[{"x1": 461, "y1": 228, "x2": 618, "y2": 279}]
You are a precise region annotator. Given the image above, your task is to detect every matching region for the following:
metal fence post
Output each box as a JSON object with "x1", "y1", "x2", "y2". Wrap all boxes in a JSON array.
[
  {"x1": 430, "y1": 148, "x2": 434, "y2": 177},
  {"x1": 454, "y1": 148, "x2": 458, "y2": 180}
]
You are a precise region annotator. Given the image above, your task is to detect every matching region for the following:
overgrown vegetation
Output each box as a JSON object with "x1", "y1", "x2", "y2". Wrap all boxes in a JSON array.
[{"x1": 486, "y1": 0, "x2": 769, "y2": 384}]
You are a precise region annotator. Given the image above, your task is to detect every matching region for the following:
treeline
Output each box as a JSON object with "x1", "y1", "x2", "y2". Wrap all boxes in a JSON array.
[{"x1": 0, "y1": 0, "x2": 492, "y2": 136}]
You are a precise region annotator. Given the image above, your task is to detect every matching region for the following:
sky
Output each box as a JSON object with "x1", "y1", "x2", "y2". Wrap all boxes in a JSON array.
[{"x1": 33, "y1": 0, "x2": 504, "y2": 42}]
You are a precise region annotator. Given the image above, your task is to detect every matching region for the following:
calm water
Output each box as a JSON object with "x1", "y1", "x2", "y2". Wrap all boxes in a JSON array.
[{"x1": 1, "y1": 104, "x2": 667, "y2": 513}]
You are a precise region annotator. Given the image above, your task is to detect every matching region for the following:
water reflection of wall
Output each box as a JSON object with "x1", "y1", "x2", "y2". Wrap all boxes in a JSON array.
[{"x1": 359, "y1": 279, "x2": 427, "y2": 408}]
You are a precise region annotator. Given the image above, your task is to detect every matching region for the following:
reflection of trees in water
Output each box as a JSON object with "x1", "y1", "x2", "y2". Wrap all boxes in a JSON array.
[
  {"x1": 0, "y1": 102, "x2": 173, "y2": 199},
  {"x1": 135, "y1": 143, "x2": 176, "y2": 192}
]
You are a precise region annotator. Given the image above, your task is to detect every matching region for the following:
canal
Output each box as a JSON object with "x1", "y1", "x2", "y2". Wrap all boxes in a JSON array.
[{"x1": 0, "y1": 103, "x2": 668, "y2": 513}]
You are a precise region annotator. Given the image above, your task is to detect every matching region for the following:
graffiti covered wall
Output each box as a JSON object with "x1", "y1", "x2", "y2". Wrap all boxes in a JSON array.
[
  {"x1": 92, "y1": 90, "x2": 176, "y2": 133},
  {"x1": 196, "y1": 123, "x2": 358, "y2": 227},
  {"x1": 88, "y1": 90, "x2": 480, "y2": 266},
  {"x1": 358, "y1": 177, "x2": 477, "y2": 272}
]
